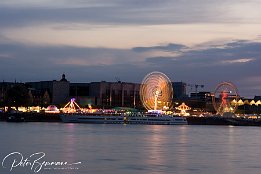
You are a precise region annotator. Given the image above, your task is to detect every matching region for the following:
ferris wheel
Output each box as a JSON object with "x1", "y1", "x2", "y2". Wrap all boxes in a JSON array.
[
  {"x1": 212, "y1": 82, "x2": 239, "y2": 115},
  {"x1": 140, "y1": 71, "x2": 173, "y2": 111}
]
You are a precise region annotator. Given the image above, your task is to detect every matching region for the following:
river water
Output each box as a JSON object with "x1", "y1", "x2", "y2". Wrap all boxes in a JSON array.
[{"x1": 0, "y1": 122, "x2": 261, "y2": 174}]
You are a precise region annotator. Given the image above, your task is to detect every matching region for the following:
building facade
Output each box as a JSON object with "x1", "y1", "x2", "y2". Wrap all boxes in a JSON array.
[
  {"x1": 88, "y1": 81, "x2": 141, "y2": 108},
  {"x1": 26, "y1": 74, "x2": 70, "y2": 105},
  {"x1": 69, "y1": 83, "x2": 90, "y2": 107},
  {"x1": 172, "y1": 82, "x2": 187, "y2": 99}
]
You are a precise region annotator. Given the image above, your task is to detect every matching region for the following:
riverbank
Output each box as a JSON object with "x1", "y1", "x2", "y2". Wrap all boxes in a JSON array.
[
  {"x1": 0, "y1": 113, "x2": 61, "y2": 122},
  {"x1": 186, "y1": 116, "x2": 261, "y2": 126},
  {"x1": 1, "y1": 113, "x2": 261, "y2": 126}
]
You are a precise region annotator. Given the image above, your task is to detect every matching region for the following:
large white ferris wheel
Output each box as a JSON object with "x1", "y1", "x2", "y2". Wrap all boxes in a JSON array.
[{"x1": 140, "y1": 71, "x2": 173, "y2": 111}]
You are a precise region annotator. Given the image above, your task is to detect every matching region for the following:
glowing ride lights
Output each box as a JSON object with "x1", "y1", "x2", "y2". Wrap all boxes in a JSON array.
[
  {"x1": 154, "y1": 90, "x2": 160, "y2": 110},
  {"x1": 176, "y1": 102, "x2": 191, "y2": 116},
  {"x1": 45, "y1": 105, "x2": 60, "y2": 113},
  {"x1": 63, "y1": 98, "x2": 82, "y2": 113},
  {"x1": 140, "y1": 71, "x2": 173, "y2": 111},
  {"x1": 212, "y1": 82, "x2": 239, "y2": 115}
]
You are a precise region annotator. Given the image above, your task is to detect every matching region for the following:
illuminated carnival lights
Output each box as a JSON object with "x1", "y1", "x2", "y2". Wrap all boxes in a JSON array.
[
  {"x1": 212, "y1": 82, "x2": 239, "y2": 115},
  {"x1": 140, "y1": 71, "x2": 173, "y2": 111},
  {"x1": 45, "y1": 105, "x2": 60, "y2": 113},
  {"x1": 176, "y1": 102, "x2": 191, "y2": 116},
  {"x1": 63, "y1": 98, "x2": 82, "y2": 113}
]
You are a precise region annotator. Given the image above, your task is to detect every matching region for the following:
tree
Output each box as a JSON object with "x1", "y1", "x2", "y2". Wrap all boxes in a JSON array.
[{"x1": 5, "y1": 84, "x2": 30, "y2": 110}]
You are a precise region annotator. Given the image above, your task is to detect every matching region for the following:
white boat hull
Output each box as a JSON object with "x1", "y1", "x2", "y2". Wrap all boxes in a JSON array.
[{"x1": 60, "y1": 114, "x2": 187, "y2": 125}]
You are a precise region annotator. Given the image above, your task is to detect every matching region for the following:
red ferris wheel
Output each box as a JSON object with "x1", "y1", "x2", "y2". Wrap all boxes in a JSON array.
[{"x1": 212, "y1": 82, "x2": 240, "y2": 115}]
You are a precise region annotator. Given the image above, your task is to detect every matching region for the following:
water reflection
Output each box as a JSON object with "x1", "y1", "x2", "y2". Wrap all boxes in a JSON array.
[
  {"x1": 63, "y1": 124, "x2": 76, "y2": 160},
  {"x1": 1, "y1": 123, "x2": 261, "y2": 174},
  {"x1": 144, "y1": 125, "x2": 166, "y2": 172},
  {"x1": 175, "y1": 126, "x2": 189, "y2": 171}
]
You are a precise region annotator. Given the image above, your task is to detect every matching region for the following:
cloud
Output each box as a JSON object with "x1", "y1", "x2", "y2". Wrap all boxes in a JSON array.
[
  {"x1": 0, "y1": 33, "x2": 260, "y2": 97},
  {"x1": 142, "y1": 40, "x2": 261, "y2": 97},
  {"x1": 0, "y1": 53, "x2": 13, "y2": 59},
  {"x1": 0, "y1": 41, "x2": 146, "y2": 82},
  {"x1": 145, "y1": 56, "x2": 176, "y2": 65},
  {"x1": 221, "y1": 58, "x2": 255, "y2": 64},
  {"x1": 133, "y1": 43, "x2": 187, "y2": 52},
  {"x1": 0, "y1": 0, "x2": 261, "y2": 30}
]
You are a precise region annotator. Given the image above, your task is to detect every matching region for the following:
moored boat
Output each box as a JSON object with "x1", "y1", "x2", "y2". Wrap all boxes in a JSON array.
[{"x1": 60, "y1": 113, "x2": 187, "y2": 125}]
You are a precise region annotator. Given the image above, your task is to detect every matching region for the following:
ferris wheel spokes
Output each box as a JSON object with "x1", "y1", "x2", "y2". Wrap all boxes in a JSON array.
[
  {"x1": 212, "y1": 82, "x2": 240, "y2": 115},
  {"x1": 140, "y1": 71, "x2": 173, "y2": 111}
]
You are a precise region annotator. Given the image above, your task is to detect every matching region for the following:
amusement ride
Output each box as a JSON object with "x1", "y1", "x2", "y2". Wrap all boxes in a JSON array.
[
  {"x1": 140, "y1": 71, "x2": 173, "y2": 112},
  {"x1": 212, "y1": 82, "x2": 240, "y2": 115}
]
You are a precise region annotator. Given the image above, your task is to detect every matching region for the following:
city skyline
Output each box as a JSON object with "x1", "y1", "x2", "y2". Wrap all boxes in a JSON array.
[{"x1": 0, "y1": 0, "x2": 261, "y2": 98}]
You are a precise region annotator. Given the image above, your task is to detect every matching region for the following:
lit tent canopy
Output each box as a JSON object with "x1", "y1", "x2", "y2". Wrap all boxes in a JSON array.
[
  {"x1": 250, "y1": 100, "x2": 256, "y2": 105},
  {"x1": 231, "y1": 99, "x2": 238, "y2": 105},
  {"x1": 237, "y1": 99, "x2": 244, "y2": 106},
  {"x1": 231, "y1": 99, "x2": 261, "y2": 106},
  {"x1": 244, "y1": 100, "x2": 250, "y2": 105}
]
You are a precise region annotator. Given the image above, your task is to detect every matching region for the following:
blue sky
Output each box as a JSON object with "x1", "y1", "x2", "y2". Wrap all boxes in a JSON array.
[{"x1": 0, "y1": 0, "x2": 260, "y2": 97}]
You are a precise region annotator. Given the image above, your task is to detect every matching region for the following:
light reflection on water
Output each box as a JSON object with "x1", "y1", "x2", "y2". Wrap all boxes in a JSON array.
[{"x1": 0, "y1": 122, "x2": 261, "y2": 174}]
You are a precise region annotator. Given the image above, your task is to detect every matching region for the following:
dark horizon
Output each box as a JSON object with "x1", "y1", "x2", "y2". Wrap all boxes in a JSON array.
[{"x1": 1, "y1": 73, "x2": 260, "y2": 99}]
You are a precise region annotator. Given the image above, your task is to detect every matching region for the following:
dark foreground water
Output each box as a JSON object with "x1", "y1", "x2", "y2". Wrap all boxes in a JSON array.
[{"x1": 0, "y1": 122, "x2": 261, "y2": 174}]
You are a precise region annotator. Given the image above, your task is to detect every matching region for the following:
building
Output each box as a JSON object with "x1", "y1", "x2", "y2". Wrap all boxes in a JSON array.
[
  {"x1": 88, "y1": 81, "x2": 141, "y2": 108},
  {"x1": 69, "y1": 83, "x2": 90, "y2": 107},
  {"x1": 68, "y1": 81, "x2": 142, "y2": 108},
  {"x1": 185, "y1": 91, "x2": 214, "y2": 112},
  {"x1": 172, "y1": 82, "x2": 187, "y2": 99},
  {"x1": 28, "y1": 89, "x2": 51, "y2": 106},
  {"x1": 26, "y1": 74, "x2": 70, "y2": 105},
  {"x1": 190, "y1": 91, "x2": 212, "y2": 101},
  {"x1": 52, "y1": 74, "x2": 70, "y2": 104},
  {"x1": 254, "y1": 96, "x2": 261, "y2": 100},
  {"x1": 70, "y1": 81, "x2": 190, "y2": 109}
]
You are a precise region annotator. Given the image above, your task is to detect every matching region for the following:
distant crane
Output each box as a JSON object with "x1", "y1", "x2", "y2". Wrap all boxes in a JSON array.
[{"x1": 115, "y1": 77, "x2": 121, "y2": 83}]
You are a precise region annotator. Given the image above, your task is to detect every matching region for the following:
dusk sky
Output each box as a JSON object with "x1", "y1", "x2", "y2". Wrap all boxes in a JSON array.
[{"x1": 0, "y1": 0, "x2": 260, "y2": 97}]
